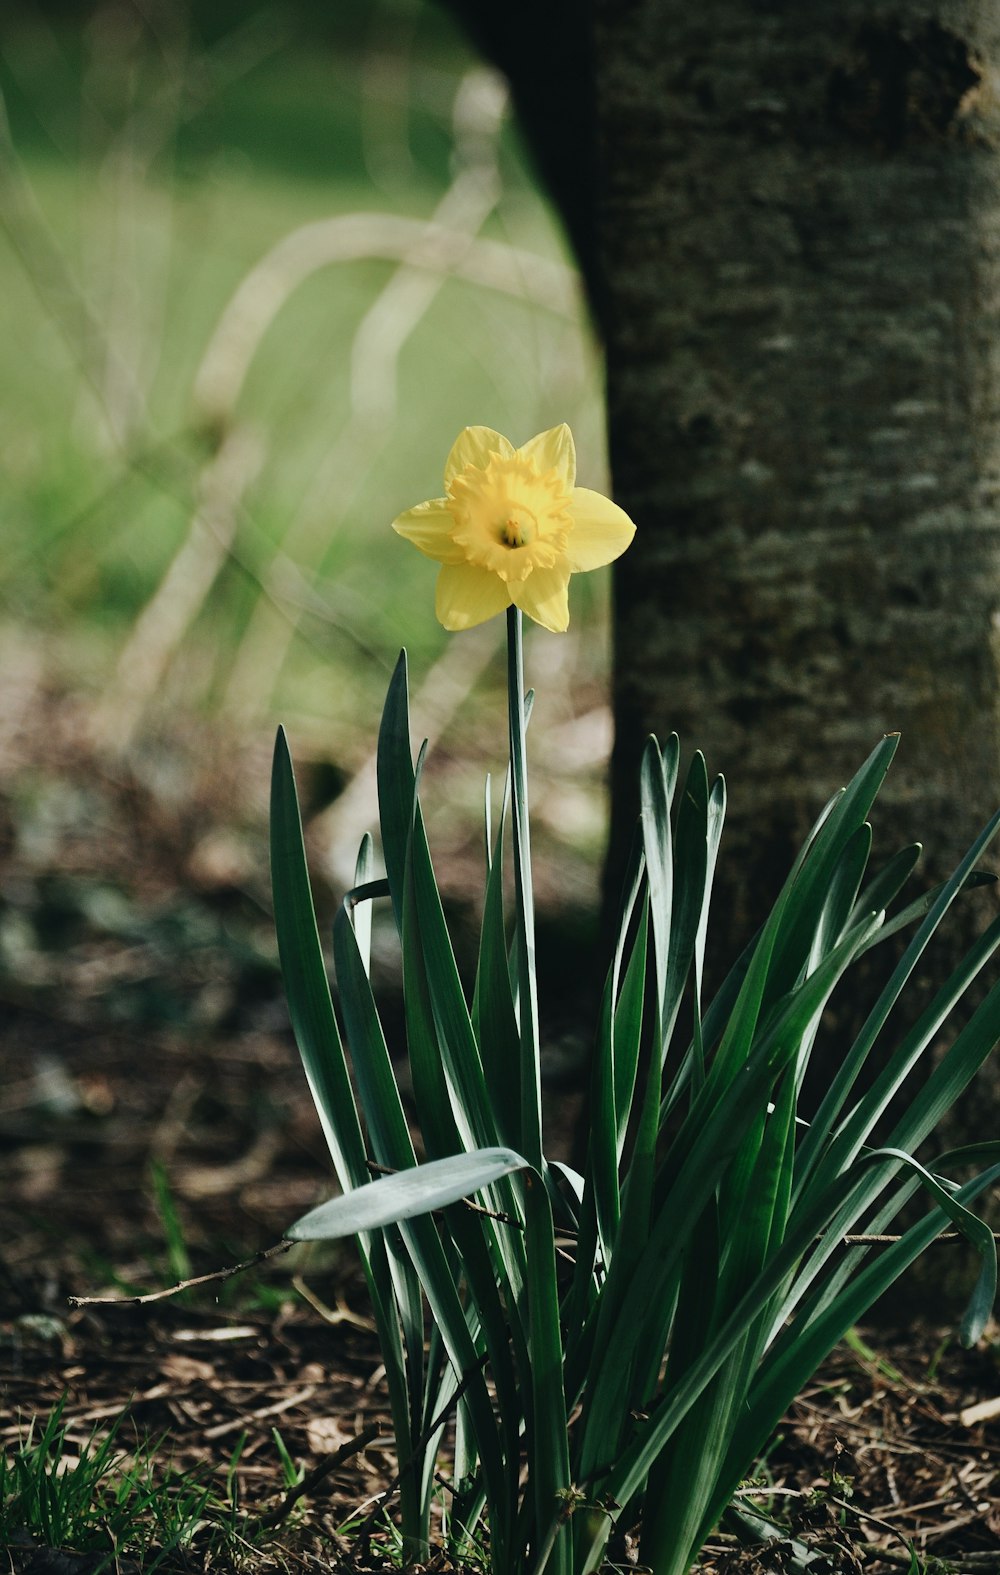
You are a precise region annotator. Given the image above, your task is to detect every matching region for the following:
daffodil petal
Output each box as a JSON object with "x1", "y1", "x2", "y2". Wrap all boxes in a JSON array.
[
  {"x1": 566, "y1": 488, "x2": 636, "y2": 572},
  {"x1": 444, "y1": 427, "x2": 514, "y2": 486},
  {"x1": 435, "y1": 563, "x2": 512, "y2": 631},
  {"x1": 392, "y1": 499, "x2": 465, "y2": 564},
  {"x1": 517, "y1": 424, "x2": 576, "y2": 488},
  {"x1": 510, "y1": 567, "x2": 570, "y2": 633}
]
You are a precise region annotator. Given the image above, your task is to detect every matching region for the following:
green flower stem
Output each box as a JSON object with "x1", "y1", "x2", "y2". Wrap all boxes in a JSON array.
[
  {"x1": 507, "y1": 605, "x2": 543, "y2": 1171},
  {"x1": 505, "y1": 610, "x2": 574, "y2": 1568}
]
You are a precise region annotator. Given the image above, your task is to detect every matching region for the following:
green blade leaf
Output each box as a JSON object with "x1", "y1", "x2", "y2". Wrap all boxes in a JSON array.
[
  {"x1": 575, "y1": 907, "x2": 884, "y2": 1483},
  {"x1": 288, "y1": 1147, "x2": 529, "y2": 1239},
  {"x1": 410, "y1": 799, "x2": 500, "y2": 1150},
  {"x1": 712, "y1": 1161, "x2": 1000, "y2": 1537},
  {"x1": 377, "y1": 649, "x2": 416, "y2": 934},
  {"x1": 269, "y1": 727, "x2": 368, "y2": 1192},
  {"x1": 640, "y1": 734, "x2": 677, "y2": 1047},
  {"x1": 808, "y1": 821, "x2": 871, "y2": 972},
  {"x1": 662, "y1": 751, "x2": 716, "y2": 1063},
  {"x1": 271, "y1": 727, "x2": 425, "y2": 1549},
  {"x1": 797, "y1": 803, "x2": 1000, "y2": 1185},
  {"x1": 507, "y1": 608, "x2": 543, "y2": 1169},
  {"x1": 522, "y1": 1168, "x2": 572, "y2": 1575},
  {"x1": 473, "y1": 800, "x2": 522, "y2": 1149},
  {"x1": 332, "y1": 900, "x2": 428, "y2": 1466},
  {"x1": 766, "y1": 734, "x2": 898, "y2": 998},
  {"x1": 848, "y1": 842, "x2": 922, "y2": 927},
  {"x1": 811, "y1": 913, "x2": 1000, "y2": 1193},
  {"x1": 859, "y1": 868, "x2": 998, "y2": 953},
  {"x1": 599, "y1": 1159, "x2": 999, "y2": 1529}
]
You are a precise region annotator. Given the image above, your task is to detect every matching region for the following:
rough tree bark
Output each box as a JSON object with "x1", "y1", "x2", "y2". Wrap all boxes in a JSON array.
[{"x1": 595, "y1": 3, "x2": 1000, "y2": 958}]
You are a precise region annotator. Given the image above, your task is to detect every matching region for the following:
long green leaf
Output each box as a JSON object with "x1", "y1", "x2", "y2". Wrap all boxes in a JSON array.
[
  {"x1": 289, "y1": 1147, "x2": 528, "y2": 1238},
  {"x1": 848, "y1": 842, "x2": 922, "y2": 927},
  {"x1": 521, "y1": 1169, "x2": 572, "y2": 1575},
  {"x1": 350, "y1": 834, "x2": 376, "y2": 974},
  {"x1": 640, "y1": 735, "x2": 675, "y2": 1049},
  {"x1": 688, "y1": 767, "x2": 726, "y2": 1095},
  {"x1": 783, "y1": 960, "x2": 1000, "y2": 1332},
  {"x1": 808, "y1": 821, "x2": 871, "y2": 972},
  {"x1": 333, "y1": 900, "x2": 427, "y2": 1414},
  {"x1": 271, "y1": 727, "x2": 424, "y2": 1548},
  {"x1": 400, "y1": 822, "x2": 528, "y2": 1314},
  {"x1": 764, "y1": 734, "x2": 897, "y2": 1001},
  {"x1": 575, "y1": 907, "x2": 884, "y2": 1483},
  {"x1": 706, "y1": 1161, "x2": 1000, "y2": 1543},
  {"x1": 815, "y1": 913, "x2": 1000, "y2": 1185},
  {"x1": 270, "y1": 727, "x2": 368, "y2": 1192},
  {"x1": 410, "y1": 800, "x2": 500, "y2": 1151},
  {"x1": 797, "y1": 803, "x2": 1000, "y2": 1186},
  {"x1": 399, "y1": 829, "x2": 527, "y2": 1560},
  {"x1": 600, "y1": 1158, "x2": 999, "y2": 1530},
  {"x1": 473, "y1": 802, "x2": 522, "y2": 1149},
  {"x1": 661, "y1": 752, "x2": 716, "y2": 1067},
  {"x1": 377, "y1": 650, "x2": 416, "y2": 934}
]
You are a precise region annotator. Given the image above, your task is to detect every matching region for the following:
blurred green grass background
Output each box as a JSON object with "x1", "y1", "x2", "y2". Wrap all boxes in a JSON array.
[
  {"x1": 0, "y1": 2, "x2": 612, "y2": 1271},
  {"x1": 0, "y1": 0, "x2": 606, "y2": 758}
]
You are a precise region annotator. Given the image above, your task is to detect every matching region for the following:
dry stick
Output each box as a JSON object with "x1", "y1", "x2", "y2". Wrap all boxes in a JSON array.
[
  {"x1": 854, "y1": 1549, "x2": 920, "y2": 1572},
  {"x1": 68, "y1": 1220, "x2": 1000, "y2": 1310},
  {"x1": 242, "y1": 1422, "x2": 382, "y2": 1536},
  {"x1": 736, "y1": 1484, "x2": 995, "y2": 1570},
  {"x1": 855, "y1": 1548, "x2": 1000, "y2": 1573},
  {"x1": 68, "y1": 1239, "x2": 293, "y2": 1308},
  {"x1": 826, "y1": 1493, "x2": 920, "y2": 1550},
  {"x1": 840, "y1": 1231, "x2": 1000, "y2": 1245}
]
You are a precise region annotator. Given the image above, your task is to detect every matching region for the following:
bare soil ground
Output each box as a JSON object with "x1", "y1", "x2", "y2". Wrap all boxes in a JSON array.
[{"x1": 1, "y1": 667, "x2": 998, "y2": 1573}]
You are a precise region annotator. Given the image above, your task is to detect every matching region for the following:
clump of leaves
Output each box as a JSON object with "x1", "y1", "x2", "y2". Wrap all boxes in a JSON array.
[
  {"x1": 0, "y1": 1398, "x2": 213, "y2": 1569},
  {"x1": 272, "y1": 612, "x2": 1000, "y2": 1575}
]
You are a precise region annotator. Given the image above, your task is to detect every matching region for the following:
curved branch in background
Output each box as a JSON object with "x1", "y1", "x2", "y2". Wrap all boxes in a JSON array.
[
  {"x1": 89, "y1": 424, "x2": 265, "y2": 748},
  {"x1": 192, "y1": 211, "x2": 580, "y2": 432}
]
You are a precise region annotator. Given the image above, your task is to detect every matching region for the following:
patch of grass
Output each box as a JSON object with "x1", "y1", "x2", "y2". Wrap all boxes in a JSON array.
[
  {"x1": 0, "y1": 1397, "x2": 325, "y2": 1570},
  {"x1": 270, "y1": 1426, "x2": 304, "y2": 1493},
  {"x1": 0, "y1": 1397, "x2": 214, "y2": 1569}
]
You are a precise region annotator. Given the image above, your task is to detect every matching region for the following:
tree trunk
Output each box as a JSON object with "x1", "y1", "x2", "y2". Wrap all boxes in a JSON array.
[{"x1": 594, "y1": 3, "x2": 1000, "y2": 954}]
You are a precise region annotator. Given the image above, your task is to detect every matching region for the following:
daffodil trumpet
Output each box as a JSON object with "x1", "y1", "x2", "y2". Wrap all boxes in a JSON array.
[{"x1": 392, "y1": 423, "x2": 636, "y2": 633}]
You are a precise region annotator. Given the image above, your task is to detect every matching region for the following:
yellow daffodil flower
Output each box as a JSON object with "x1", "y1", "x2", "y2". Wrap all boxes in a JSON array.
[{"x1": 392, "y1": 424, "x2": 636, "y2": 632}]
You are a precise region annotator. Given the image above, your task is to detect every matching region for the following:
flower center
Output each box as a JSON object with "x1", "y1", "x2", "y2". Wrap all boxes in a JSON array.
[
  {"x1": 447, "y1": 454, "x2": 572, "y2": 583},
  {"x1": 502, "y1": 509, "x2": 535, "y2": 548}
]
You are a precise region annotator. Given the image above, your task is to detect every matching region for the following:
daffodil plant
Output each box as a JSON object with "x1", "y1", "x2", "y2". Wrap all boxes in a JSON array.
[{"x1": 271, "y1": 425, "x2": 1000, "y2": 1575}]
